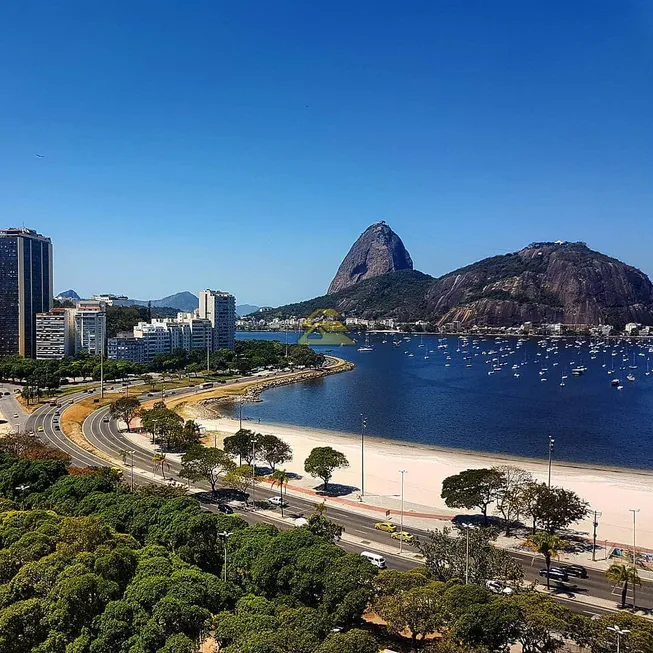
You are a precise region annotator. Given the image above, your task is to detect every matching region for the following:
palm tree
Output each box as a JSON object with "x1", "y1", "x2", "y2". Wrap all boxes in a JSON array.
[
  {"x1": 118, "y1": 449, "x2": 130, "y2": 464},
  {"x1": 271, "y1": 469, "x2": 290, "y2": 517},
  {"x1": 526, "y1": 531, "x2": 567, "y2": 590},
  {"x1": 606, "y1": 563, "x2": 640, "y2": 609},
  {"x1": 151, "y1": 453, "x2": 169, "y2": 479}
]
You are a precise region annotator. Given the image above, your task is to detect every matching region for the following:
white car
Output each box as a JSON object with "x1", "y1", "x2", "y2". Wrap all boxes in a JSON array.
[
  {"x1": 267, "y1": 496, "x2": 288, "y2": 508},
  {"x1": 485, "y1": 580, "x2": 514, "y2": 595}
]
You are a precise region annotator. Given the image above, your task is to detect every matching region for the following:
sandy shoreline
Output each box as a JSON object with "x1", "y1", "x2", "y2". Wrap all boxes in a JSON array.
[{"x1": 187, "y1": 408, "x2": 653, "y2": 549}]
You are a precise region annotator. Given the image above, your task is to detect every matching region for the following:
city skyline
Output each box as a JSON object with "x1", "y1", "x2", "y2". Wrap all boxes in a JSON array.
[{"x1": 1, "y1": 2, "x2": 652, "y2": 306}]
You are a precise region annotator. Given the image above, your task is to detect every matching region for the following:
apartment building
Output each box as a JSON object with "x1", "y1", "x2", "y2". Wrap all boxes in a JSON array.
[{"x1": 35, "y1": 308, "x2": 75, "y2": 359}]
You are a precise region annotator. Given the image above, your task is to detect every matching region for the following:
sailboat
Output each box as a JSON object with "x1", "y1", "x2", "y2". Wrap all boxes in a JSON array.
[{"x1": 357, "y1": 332, "x2": 374, "y2": 352}]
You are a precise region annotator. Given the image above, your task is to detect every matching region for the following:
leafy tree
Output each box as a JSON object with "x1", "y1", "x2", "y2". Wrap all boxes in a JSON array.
[
  {"x1": 441, "y1": 468, "x2": 503, "y2": 525},
  {"x1": 521, "y1": 483, "x2": 589, "y2": 534},
  {"x1": 305, "y1": 503, "x2": 343, "y2": 542},
  {"x1": 151, "y1": 453, "x2": 170, "y2": 479},
  {"x1": 585, "y1": 612, "x2": 653, "y2": 653},
  {"x1": 450, "y1": 598, "x2": 520, "y2": 653},
  {"x1": 375, "y1": 581, "x2": 444, "y2": 652},
  {"x1": 109, "y1": 396, "x2": 142, "y2": 432},
  {"x1": 418, "y1": 526, "x2": 523, "y2": 587},
  {"x1": 223, "y1": 465, "x2": 257, "y2": 504},
  {"x1": 493, "y1": 465, "x2": 533, "y2": 535},
  {"x1": 525, "y1": 532, "x2": 567, "y2": 590},
  {"x1": 223, "y1": 429, "x2": 259, "y2": 466},
  {"x1": 315, "y1": 629, "x2": 378, "y2": 653},
  {"x1": 304, "y1": 447, "x2": 349, "y2": 491},
  {"x1": 605, "y1": 562, "x2": 640, "y2": 610},
  {"x1": 179, "y1": 445, "x2": 236, "y2": 496},
  {"x1": 258, "y1": 434, "x2": 292, "y2": 472}
]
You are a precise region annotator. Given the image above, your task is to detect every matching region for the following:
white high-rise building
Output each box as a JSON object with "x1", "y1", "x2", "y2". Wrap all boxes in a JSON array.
[
  {"x1": 198, "y1": 289, "x2": 235, "y2": 350},
  {"x1": 74, "y1": 301, "x2": 107, "y2": 355},
  {"x1": 36, "y1": 308, "x2": 75, "y2": 359}
]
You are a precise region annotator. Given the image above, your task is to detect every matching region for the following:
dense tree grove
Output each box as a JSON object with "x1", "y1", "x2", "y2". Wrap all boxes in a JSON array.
[{"x1": 0, "y1": 443, "x2": 651, "y2": 651}]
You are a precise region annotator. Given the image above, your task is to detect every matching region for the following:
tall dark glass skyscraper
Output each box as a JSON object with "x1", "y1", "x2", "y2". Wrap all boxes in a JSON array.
[{"x1": 0, "y1": 228, "x2": 53, "y2": 358}]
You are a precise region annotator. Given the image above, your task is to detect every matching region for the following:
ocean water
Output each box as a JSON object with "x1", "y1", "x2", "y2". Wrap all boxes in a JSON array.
[{"x1": 234, "y1": 332, "x2": 653, "y2": 469}]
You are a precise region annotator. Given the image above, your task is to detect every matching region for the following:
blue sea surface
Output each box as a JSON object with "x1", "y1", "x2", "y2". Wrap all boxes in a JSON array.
[{"x1": 234, "y1": 332, "x2": 653, "y2": 469}]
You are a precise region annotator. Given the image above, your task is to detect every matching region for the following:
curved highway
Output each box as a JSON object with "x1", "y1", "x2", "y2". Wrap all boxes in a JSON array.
[{"x1": 23, "y1": 382, "x2": 652, "y2": 617}]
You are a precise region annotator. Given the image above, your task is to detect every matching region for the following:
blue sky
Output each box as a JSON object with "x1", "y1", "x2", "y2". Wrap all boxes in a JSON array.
[{"x1": 1, "y1": 1, "x2": 652, "y2": 306}]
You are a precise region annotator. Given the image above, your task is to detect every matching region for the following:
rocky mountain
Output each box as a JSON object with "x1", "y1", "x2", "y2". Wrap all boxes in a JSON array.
[
  {"x1": 327, "y1": 221, "x2": 413, "y2": 294},
  {"x1": 425, "y1": 242, "x2": 653, "y2": 328},
  {"x1": 263, "y1": 239, "x2": 653, "y2": 329}
]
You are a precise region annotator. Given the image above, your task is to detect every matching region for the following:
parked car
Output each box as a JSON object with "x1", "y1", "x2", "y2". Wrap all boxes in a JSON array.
[
  {"x1": 268, "y1": 496, "x2": 288, "y2": 508},
  {"x1": 374, "y1": 521, "x2": 397, "y2": 533},
  {"x1": 563, "y1": 565, "x2": 588, "y2": 579},
  {"x1": 12, "y1": 413, "x2": 18, "y2": 419},
  {"x1": 103, "y1": 417, "x2": 110, "y2": 423},
  {"x1": 539, "y1": 567, "x2": 568, "y2": 582},
  {"x1": 391, "y1": 531, "x2": 414, "y2": 544}
]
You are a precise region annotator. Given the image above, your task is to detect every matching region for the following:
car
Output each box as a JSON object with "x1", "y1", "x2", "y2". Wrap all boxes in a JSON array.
[
  {"x1": 563, "y1": 565, "x2": 588, "y2": 579},
  {"x1": 54, "y1": 411, "x2": 60, "y2": 416},
  {"x1": 12, "y1": 413, "x2": 18, "y2": 419},
  {"x1": 374, "y1": 521, "x2": 397, "y2": 533},
  {"x1": 103, "y1": 418, "x2": 110, "y2": 423},
  {"x1": 37, "y1": 426, "x2": 44, "y2": 432},
  {"x1": 55, "y1": 426, "x2": 60, "y2": 431},
  {"x1": 3, "y1": 391, "x2": 10, "y2": 396},
  {"x1": 267, "y1": 496, "x2": 288, "y2": 507},
  {"x1": 147, "y1": 393, "x2": 154, "y2": 397},
  {"x1": 216, "y1": 504, "x2": 234, "y2": 514},
  {"x1": 390, "y1": 531, "x2": 414, "y2": 543},
  {"x1": 486, "y1": 580, "x2": 514, "y2": 595},
  {"x1": 538, "y1": 567, "x2": 568, "y2": 582}
]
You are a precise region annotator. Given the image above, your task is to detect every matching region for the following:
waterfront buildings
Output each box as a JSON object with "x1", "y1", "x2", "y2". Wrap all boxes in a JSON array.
[
  {"x1": 0, "y1": 228, "x2": 53, "y2": 357},
  {"x1": 74, "y1": 301, "x2": 107, "y2": 356},
  {"x1": 35, "y1": 308, "x2": 75, "y2": 359},
  {"x1": 199, "y1": 289, "x2": 236, "y2": 350}
]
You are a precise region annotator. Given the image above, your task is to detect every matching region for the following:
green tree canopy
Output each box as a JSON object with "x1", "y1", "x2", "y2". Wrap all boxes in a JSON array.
[{"x1": 304, "y1": 447, "x2": 349, "y2": 491}]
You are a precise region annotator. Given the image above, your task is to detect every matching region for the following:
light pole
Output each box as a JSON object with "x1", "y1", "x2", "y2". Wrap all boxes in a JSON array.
[
  {"x1": 218, "y1": 531, "x2": 233, "y2": 582},
  {"x1": 15, "y1": 484, "x2": 30, "y2": 509},
  {"x1": 547, "y1": 435, "x2": 555, "y2": 488},
  {"x1": 251, "y1": 439, "x2": 256, "y2": 509},
  {"x1": 630, "y1": 508, "x2": 640, "y2": 610},
  {"x1": 238, "y1": 398, "x2": 243, "y2": 430},
  {"x1": 399, "y1": 470, "x2": 407, "y2": 553},
  {"x1": 129, "y1": 451, "x2": 135, "y2": 492},
  {"x1": 592, "y1": 510, "x2": 602, "y2": 562},
  {"x1": 461, "y1": 523, "x2": 476, "y2": 584},
  {"x1": 607, "y1": 625, "x2": 630, "y2": 653},
  {"x1": 360, "y1": 414, "x2": 367, "y2": 497}
]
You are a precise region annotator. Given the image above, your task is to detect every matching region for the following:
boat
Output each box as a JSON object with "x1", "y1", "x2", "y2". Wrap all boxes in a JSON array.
[
  {"x1": 626, "y1": 373, "x2": 635, "y2": 382},
  {"x1": 357, "y1": 333, "x2": 374, "y2": 352},
  {"x1": 611, "y1": 378, "x2": 621, "y2": 386}
]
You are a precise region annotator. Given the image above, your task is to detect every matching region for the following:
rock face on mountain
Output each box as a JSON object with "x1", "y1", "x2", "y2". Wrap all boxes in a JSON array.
[
  {"x1": 327, "y1": 222, "x2": 413, "y2": 294},
  {"x1": 425, "y1": 242, "x2": 653, "y2": 327}
]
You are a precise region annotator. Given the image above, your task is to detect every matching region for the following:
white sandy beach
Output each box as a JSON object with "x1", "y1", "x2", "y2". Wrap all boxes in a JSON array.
[{"x1": 192, "y1": 413, "x2": 653, "y2": 550}]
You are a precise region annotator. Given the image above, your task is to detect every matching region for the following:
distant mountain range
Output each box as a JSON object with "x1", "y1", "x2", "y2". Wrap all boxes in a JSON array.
[
  {"x1": 259, "y1": 224, "x2": 653, "y2": 329},
  {"x1": 56, "y1": 289, "x2": 258, "y2": 317}
]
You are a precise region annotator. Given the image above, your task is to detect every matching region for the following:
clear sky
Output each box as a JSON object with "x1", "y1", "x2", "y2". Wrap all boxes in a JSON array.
[{"x1": 1, "y1": 1, "x2": 651, "y2": 307}]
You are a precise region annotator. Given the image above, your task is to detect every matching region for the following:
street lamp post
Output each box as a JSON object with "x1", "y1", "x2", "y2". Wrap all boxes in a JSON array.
[
  {"x1": 399, "y1": 470, "x2": 407, "y2": 553},
  {"x1": 630, "y1": 508, "x2": 640, "y2": 610},
  {"x1": 239, "y1": 399, "x2": 243, "y2": 430},
  {"x1": 360, "y1": 414, "x2": 367, "y2": 497},
  {"x1": 461, "y1": 523, "x2": 476, "y2": 584},
  {"x1": 547, "y1": 435, "x2": 555, "y2": 488},
  {"x1": 218, "y1": 531, "x2": 233, "y2": 582},
  {"x1": 592, "y1": 510, "x2": 602, "y2": 562},
  {"x1": 251, "y1": 439, "x2": 256, "y2": 509},
  {"x1": 607, "y1": 626, "x2": 630, "y2": 653}
]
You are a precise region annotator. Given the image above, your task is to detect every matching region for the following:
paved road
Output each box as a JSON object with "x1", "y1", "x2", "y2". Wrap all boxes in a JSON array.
[{"x1": 14, "y1": 383, "x2": 652, "y2": 617}]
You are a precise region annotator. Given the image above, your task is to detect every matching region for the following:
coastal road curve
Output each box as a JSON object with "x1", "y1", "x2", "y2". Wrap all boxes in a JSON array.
[{"x1": 30, "y1": 384, "x2": 653, "y2": 617}]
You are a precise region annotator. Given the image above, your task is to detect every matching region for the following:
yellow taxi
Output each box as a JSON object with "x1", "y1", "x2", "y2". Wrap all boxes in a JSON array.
[
  {"x1": 374, "y1": 521, "x2": 397, "y2": 533},
  {"x1": 391, "y1": 531, "x2": 414, "y2": 544},
  {"x1": 37, "y1": 426, "x2": 44, "y2": 432}
]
